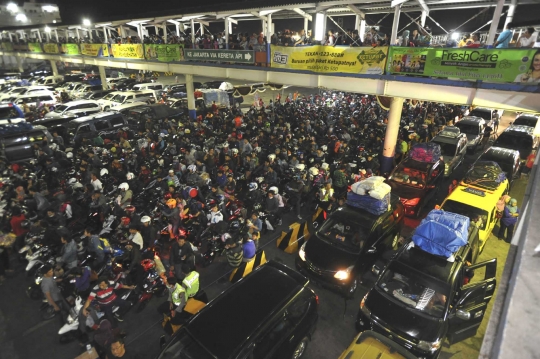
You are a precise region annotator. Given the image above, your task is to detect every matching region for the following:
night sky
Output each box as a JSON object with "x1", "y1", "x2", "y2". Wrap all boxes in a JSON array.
[{"x1": 43, "y1": 0, "x2": 540, "y2": 36}]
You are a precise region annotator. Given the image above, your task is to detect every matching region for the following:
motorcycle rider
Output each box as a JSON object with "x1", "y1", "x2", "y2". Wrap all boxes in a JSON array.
[
  {"x1": 117, "y1": 183, "x2": 133, "y2": 208},
  {"x1": 84, "y1": 227, "x2": 106, "y2": 269},
  {"x1": 139, "y1": 216, "x2": 156, "y2": 248},
  {"x1": 184, "y1": 165, "x2": 201, "y2": 187},
  {"x1": 287, "y1": 174, "x2": 305, "y2": 220},
  {"x1": 169, "y1": 236, "x2": 194, "y2": 280},
  {"x1": 162, "y1": 199, "x2": 181, "y2": 239},
  {"x1": 41, "y1": 264, "x2": 69, "y2": 324},
  {"x1": 127, "y1": 224, "x2": 144, "y2": 250},
  {"x1": 56, "y1": 228, "x2": 78, "y2": 270},
  {"x1": 119, "y1": 241, "x2": 143, "y2": 290}
]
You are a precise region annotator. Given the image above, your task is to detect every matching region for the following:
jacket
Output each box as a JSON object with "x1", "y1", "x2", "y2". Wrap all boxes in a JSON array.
[
  {"x1": 169, "y1": 283, "x2": 186, "y2": 310},
  {"x1": 501, "y1": 206, "x2": 519, "y2": 226},
  {"x1": 60, "y1": 240, "x2": 78, "y2": 268},
  {"x1": 170, "y1": 242, "x2": 194, "y2": 264},
  {"x1": 182, "y1": 271, "x2": 200, "y2": 298},
  {"x1": 88, "y1": 235, "x2": 105, "y2": 262},
  {"x1": 226, "y1": 244, "x2": 243, "y2": 267}
]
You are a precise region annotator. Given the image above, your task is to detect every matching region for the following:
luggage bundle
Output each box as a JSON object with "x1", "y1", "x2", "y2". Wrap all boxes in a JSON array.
[
  {"x1": 463, "y1": 161, "x2": 506, "y2": 190},
  {"x1": 412, "y1": 210, "x2": 469, "y2": 261},
  {"x1": 0, "y1": 122, "x2": 33, "y2": 136},
  {"x1": 347, "y1": 176, "x2": 392, "y2": 215},
  {"x1": 409, "y1": 143, "x2": 441, "y2": 163}
]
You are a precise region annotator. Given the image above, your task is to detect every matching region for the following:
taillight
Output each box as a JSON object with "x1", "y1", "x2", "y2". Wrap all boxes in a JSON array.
[
  {"x1": 315, "y1": 295, "x2": 319, "y2": 305},
  {"x1": 403, "y1": 197, "x2": 420, "y2": 207}
]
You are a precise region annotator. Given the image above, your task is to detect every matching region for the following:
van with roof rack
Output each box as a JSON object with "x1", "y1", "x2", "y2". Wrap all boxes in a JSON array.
[{"x1": 430, "y1": 126, "x2": 467, "y2": 176}]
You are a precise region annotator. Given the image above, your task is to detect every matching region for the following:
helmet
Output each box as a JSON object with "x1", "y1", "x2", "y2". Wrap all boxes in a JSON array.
[
  {"x1": 269, "y1": 186, "x2": 279, "y2": 195},
  {"x1": 295, "y1": 164, "x2": 305, "y2": 172},
  {"x1": 100, "y1": 168, "x2": 109, "y2": 177},
  {"x1": 141, "y1": 216, "x2": 151, "y2": 223},
  {"x1": 118, "y1": 182, "x2": 129, "y2": 191},
  {"x1": 68, "y1": 178, "x2": 77, "y2": 185},
  {"x1": 164, "y1": 192, "x2": 172, "y2": 200},
  {"x1": 50, "y1": 143, "x2": 58, "y2": 151},
  {"x1": 221, "y1": 233, "x2": 232, "y2": 243},
  {"x1": 248, "y1": 182, "x2": 258, "y2": 191},
  {"x1": 167, "y1": 180, "x2": 175, "y2": 188},
  {"x1": 231, "y1": 148, "x2": 238, "y2": 155},
  {"x1": 124, "y1": 205, "x2": 136, "y2": 214},
  {"x1": 121, "y1": 216, "x2": 131, "y2": 226},
  {"x1": 321, "y1": 163, "x2": 330, "y2": 171},
  {"x1": 229, "y1": 220, "x2": 240, "y2": 231},
  {"x1": 309, "y1": 167, "x2": 319, "y2": 176},
  {"x1": 141, "y1": 259, "x2": 155, "y2": 271},
  {"x1": 166, "y1": 199, "x2": 177, "y2": 208},
  {"x1": 268, "y1": 154, "x2": 276, "y2": 162},
  {"x1": 188, "y1": 164, "x2": 197, "y2": 172},
  {"x1": 126, "y1": 172, "x2": 135, "y2": 180},
  {"x1": 66, "y1": 152, "x2": 73, "y2": 159},
  {"x1": 188, "y1": 188, "x2": 198, "y2": 198},
  {"x1": 321, "y1": 145, "x2": 328, "y2": 152},
  {"x1": 185, "y1": 129, "x2": 191, "y2": 134}
]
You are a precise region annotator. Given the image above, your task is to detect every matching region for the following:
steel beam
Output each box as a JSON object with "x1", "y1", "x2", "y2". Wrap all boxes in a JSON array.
[{"x1": 293, "y1": 8, "x2": 313, "y2": 21}]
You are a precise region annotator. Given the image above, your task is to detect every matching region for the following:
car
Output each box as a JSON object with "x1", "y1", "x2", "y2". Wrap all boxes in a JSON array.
[
  {"x1": 44, "y1": 100, "x2": 101, "y2": 119},
  {"x1": 132, "y1": 82, "x2": 164, "y2": 91},
  {"x1": 468, "y1": 107, "x2": 500, "y2": 128},
  {"x1": 338, "y1": 331, "x2": 418, "y2": 359},
  {"x1": 67, "y1": 82, "x2": 87, "y2": 97},
  {"x1": 66, "y1": 112, "x2": 130, "y2": 146},
  {"x1": 165, "y1": 98, "x2": 187, "y2": 110},
  {"x1": 164, "y1": 82, "x2": 204, "y2": 94},
  {"x1": 33, "y1": 114, "x2": 78, "y2": 142},
  {"x1": 356, "y1": 222, "x2": 496, "y2": 359},
  {"x1": 32, "y1": 75, "x2": 64, "y2": 86},
  {"x1": 454, "y1": 116, "x2": 486, "y2": 152},
  {"x1": 0, "y1": 86, "x2": 55, "y2": 101},
  {"x1": 113, "y1": 78, "x2": 137, "y2": 91},
  {"x1": 296, "y1": 195, "x2": 404, "y2": 297},
  {"x1": 493, "y1": 124, "x2": 539, "y2": 164},
  {"x1": 109, "y1": 102, "x2": 148, "y2": 116},
  {"x1": 72, "y1": 84, "x2": 103, "y2": 99},
  {"x1": 80, "y1": 89, "x2": 114, "y2": 100},
  {"x1": 0, "y1": 125, "x2": 53, "y2": 163},
  {"x1": 157, "y1": 260, "x2": 318, "y2": 359},
  {"x1": 12, "y1": 91, "x2": 58, "y2": 109},
  {"x1": 98, "y1": 90, "x2": 155, "y2": 110},
  {"x1": 204, "y1": 80, "x2": 224, "y2": 89},
  {"x1": 430, "y1": 126, "x2": 468, "y2": 176},
  {"x1": 386, "y1": 158, "x2": 444, "y2": 217},
  {"x1": 478, "y1": 146, "x2": 521, "y2": 189},
  {"x1": 440, "y1": 161, "x2": 509, "y2": 251},
  {"x1": 0, "y1": 103, "x2": 24, "y2": 120},
  {"x1": 513, "y1": 113, "x2": 538, "y2": 132},
  {"x1": 125, "y1": 104, "x2": 183, "y2": 131}
]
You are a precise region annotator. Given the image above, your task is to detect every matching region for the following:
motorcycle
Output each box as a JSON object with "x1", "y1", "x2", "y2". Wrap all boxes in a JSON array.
[{"x1": 134, "y1": 256, "x2": 167, "y2": 313}]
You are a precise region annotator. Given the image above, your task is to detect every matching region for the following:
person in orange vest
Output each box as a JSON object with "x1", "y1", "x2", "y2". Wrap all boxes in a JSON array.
[
  {"x1": 234, "y1": 114, "x2": 243, "y2": 128},
  {"x1": 522, "y1": 150, "x2": 536, "y2": 177}
]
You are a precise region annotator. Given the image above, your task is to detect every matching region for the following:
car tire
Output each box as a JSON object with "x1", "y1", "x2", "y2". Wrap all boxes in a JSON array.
[{"x1": 291, "y1": 336, "x2": 309, "y2": 359}]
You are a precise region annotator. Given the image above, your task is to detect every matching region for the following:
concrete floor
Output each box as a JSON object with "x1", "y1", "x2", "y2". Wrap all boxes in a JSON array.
[{"x1": 0, "y1": 75, "x2": 525, "y2": 359}]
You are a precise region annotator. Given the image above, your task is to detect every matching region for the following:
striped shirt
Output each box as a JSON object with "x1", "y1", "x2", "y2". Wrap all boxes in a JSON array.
[{"x1": 88, "y1": 281, "x2": 123, "y2": 305}]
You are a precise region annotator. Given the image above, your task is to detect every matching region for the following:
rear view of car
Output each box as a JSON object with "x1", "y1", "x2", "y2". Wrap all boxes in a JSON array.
[{"x1": 338, "y1": 331, "x2": 418, "y2": 359}]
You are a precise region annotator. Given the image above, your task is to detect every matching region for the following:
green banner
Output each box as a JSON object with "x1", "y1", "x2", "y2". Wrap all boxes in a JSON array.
[
  {"x1": 61, "y1": 44, "x2": 80, "y2": 55},
  {"x1": 144, "y1": 44, "x2": 183, "y2": 62},
  {"x1": 387, "y1": 47, "x2": 540, "y2": 84},
  {"x1": 184, "y1": 49, "x2": 255, "y2": 64},
  {"x1": 1, "y1": 42, "x2": 13, "y2": 52},
  {"x1": 43, "y1": 43, "x2": 60, "y2": 54},
  {"x1": 28, "y1": 43, "x2": 42, "y2": 53}
]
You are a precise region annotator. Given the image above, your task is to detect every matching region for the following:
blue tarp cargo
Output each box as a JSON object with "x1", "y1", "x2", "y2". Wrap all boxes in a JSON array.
[{"x1": 346, "y1": 192, "x2": 390, "y2": 216}]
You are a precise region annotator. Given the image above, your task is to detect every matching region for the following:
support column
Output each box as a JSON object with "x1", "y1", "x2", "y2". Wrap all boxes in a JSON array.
[
  {"x1": 36, "y1": 31, "x2": 42, "y2": 42},
  {"x1": 390, "y1": 5, "x2": 401, "y2": 46},
  {"x1": 50, "y1": 60, "x2": 58, "y2": 76},
  {"x1": 103, "y1": 28, "x2": 108, "y2": 43},
  {"x1": 266, "y1": 14, "x2": 273, "y2": 39},
  {"x1": 76, "y1": 28, "x2": 80, "y2": 41},
  {"x1": 504, "y1": 0, "x2": 517, "y2": 31},
  {"x1": 359, "y1": 19, "x2": 366, "y2": 41},
  {"x1": 420, "y1": 11, "x2": 428, "y2": 27},
  {"x1": 98, "y1": 66, "x2": 108, "y2": 90},
  {"x1": 486, "y1": 0, "x2": 505, "y2": 46},
  {"x1": 16, "y1": 57, "x2": 24, "y2": 73},
  {"x1": 163, "y1": 23, "x2": 167, "y2": 43},
  {"x1": 119, "y1": 25, "x2": 125, "y2": 38},
  {"x1": 54, "y1": 29, "x2": 59, "y2": 42},
  {"x1": 190, "y1": 19, "x2": 195, "y2": 48},
  {"x1": 225, "y1": 18, "x2": 230, "y2": 49},
  {"x1": 381, "y1": 97, "x2": 404, "y2": 174},
  {"x1": 185, "y1": 74, "x2": 196, "y2": 120},
  {"x1": 88, "y1": 29, "x2": 93, "y2": 40},
  {"x1": 304, "y1": 17, "x2": 309, "y2": 32}
]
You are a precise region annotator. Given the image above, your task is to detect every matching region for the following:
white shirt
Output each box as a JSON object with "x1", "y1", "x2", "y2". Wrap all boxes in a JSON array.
[
  {"x1": 129, "y1": 232, "x2": 144, "y2": 250},
  {"x1": 210, "y1": 211, "x2": 224, "y2": 224},
  {"x1": 91, "y1": 179, "x2": 103, "y2": 192},
  {"x1": 520, "y1": 33, "x2": 538, "y2": 47}
]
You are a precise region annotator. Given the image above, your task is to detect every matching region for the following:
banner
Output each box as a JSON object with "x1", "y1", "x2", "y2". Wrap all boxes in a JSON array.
[
  {"x1": 28, "y1": 43, "x2": 42, "y2": 53},
  {"x1": 80, "y1": 43, "x2": 109, "y2": 57},
  {"x1": 144, "y1": 44, "x2": 183, "y2": 62},
  {"x1": 43, "y1": 43, "x2": 60, "y2": 54},
  {"x1": 270, "y1": 45, "x2": 388, "y2": 74},
  {"x1": 61, "y1": 43, "x2": 80, "y2": 55},
  {"x1": 111, "y1": 44, "x2": 144, "y2": 59},
  {"x1": 13, "y1": 43, "x2": 28, "y2": 51},
  {"x1": 184, "y1": 49, "x2": 254, "y2": 63},
  {"x1": 387, "y1": 47, "x2": 540, "y2": 84},
  {"x1": 1, "y1": 42, "x2": 13, "y2": 52}
]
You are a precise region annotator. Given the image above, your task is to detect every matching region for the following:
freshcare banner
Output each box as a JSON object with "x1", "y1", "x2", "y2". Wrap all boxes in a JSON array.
[
  {"x1": 43, "y1": 43, "x2": 60, "y2": 54},
  {"x1": 28, "y1": 43, "x2": 42, "y2": 53},
  {"x1": 111, "y1": 44, "x2": 144, "y2": 59},
  {"x1": 387, "y1": 47, "x2": 540, "y2": 83},
  {"x1": 81, "y1": 44, "x2": 109, "y2": 57},
  {"x1": 61, "y1": 44, "x2": 80, "y2": 55},
  {"x1": 271, "y1": 45, "x2": 388, "y2": 74},
  {"x1": 1, "y1": 42, "x2": 13, "y2": 51},
  {"x1": 144, "y1": 44, "x2": 184, "y2": 62}
]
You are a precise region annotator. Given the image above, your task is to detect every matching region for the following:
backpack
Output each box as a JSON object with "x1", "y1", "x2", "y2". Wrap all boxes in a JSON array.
[{"x1": 98, "y1": 237, "x2": 112, "y2": 253}]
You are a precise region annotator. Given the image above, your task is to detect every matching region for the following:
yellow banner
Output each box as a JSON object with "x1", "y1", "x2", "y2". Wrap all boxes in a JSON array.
[
  {"x1": 270, "y1": 45, "x2": 388, "y2": 74},
  {"x1": 43, "y1": 43, "x2": 60, "y2": 54},
  {"x1": 111, "y1": 44, "x2": 144, "y2": 59},
  {"x1": 80, "y1": 43, "x2": 109, "y2": 57}
]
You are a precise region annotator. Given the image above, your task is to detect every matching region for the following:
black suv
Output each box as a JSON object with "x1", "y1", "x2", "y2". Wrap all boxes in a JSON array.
[
  {"x1": 356, "y1": 225, "x2": 497, "y2": 359},
  {"x1": 157, "y1": 261, "x2": 318, "y2": 359},
  {"x1": 67, "y1": 112, "x2": 130, "y2": 146},
  {"x1": 493, "y1": 124, "x2": 539, "y2": 164},
  {"x1": 0, "y1": 125, "x2": 53, "y2": 163},
  {"x1": 296, "y1": 195, "x2": 404, "y2": 297}
]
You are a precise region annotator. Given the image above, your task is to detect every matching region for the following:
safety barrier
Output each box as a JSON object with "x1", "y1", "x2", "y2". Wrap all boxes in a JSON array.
[
  {"x1": 276, "y1": 221, "x2": 311, "y2": 254},
  {"x1": 229, "y1": 250, "x2": 267, "y2": 283}
]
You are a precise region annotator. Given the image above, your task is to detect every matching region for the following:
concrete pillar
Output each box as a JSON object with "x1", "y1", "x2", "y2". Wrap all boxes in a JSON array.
[
  {"x1": 54, "y1": 29, "x2": 59, "y2": 42},
  {"x1": 225, "y1": 18, "x2": 230, "y2": 49},
  {"x1": 304, "y1": 17, "x2": 309, "y2": 32},
  {"x1": 8, "y1": 33, "x2": 13, "y2": 42},
  {"x1": 390, "y1": 5, "x2": 401, "y2": 46},
  {"x1": 504, "y1": 0, "x2": 517, "y2": 31},
  {"x1": 103, "y1": 28, "x2": 108, "y2": 43},
  {"x1": 119, "y1": 25, "x2": 125, "y2": 38},
  {"x1": 190, "y1": 19, "x2": 195, "y2": 48},
  {"x1": 486, "y1": 0, "x2": 505, "y2": 46},
  {"x1": 359, "y1": 19, "x2": 366, "y2": 41},
  {"x1": 76, "y1": 28, "x2": 80, "y2": 41},
  {"x1": 98, "y1": 65, "x2": 108, "y2": 90},
  {"x1": 36, "y1": 31, "x2": 42, "y2": 42},
  {"x1": 50, "y1": 60, "x2": 58, "y2": 76},
  {"x1": 267, "y1": 14, "x2": 273, "y2": 39},
  {"x1": 420, "y1": 11, "x2": 428, "y2": 27},
  {"x1": 16, "y1": 57, "x2": 24, "y2": 73},
  {"x1": 381, "y1": 97, "x2": 404, "y2": 174},
  {"x1": 88, "y1": 29, "x2": 93, "y2": 40},
  {"x1": 185, "y1": 74, "x2": 196, "y2": 119},
  {"x1": 163, "y1": 23, "x2": 167, "y2": 43}
]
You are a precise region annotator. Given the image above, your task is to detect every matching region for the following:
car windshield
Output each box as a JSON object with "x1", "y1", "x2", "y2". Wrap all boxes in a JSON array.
[
  {"x1": 388, "y1": 161, "x2": 428, "y2": 188},
  {"x1": 514, "y1": 116, "x2": 537, "y2": 128},
  {"x1": 0, "y1": 107, "x2": 19, "y2": 119},
  {"x1": 495, "y1": 133, "x2": 533, "y2": 152},
  {"x1": 442, "y1": 199, "x2": 488, "y2": 230},
  {"x1": 65, "y1": 83, "x2": 76, "y2": 90},
  {"x1": 10, "y1": 88, "x2": 26, "y2": 94},
  {"x1": 455, "y1": 123, "x2": 479, "y2": 135},
  {"x1": 157, "y1": 329, "x2": 213, "y2": 359},
  {"x1": 469, "y1": 110, "x2": 491, "y2": 122},
  {"x1": 54, "y1": 105, "x2": 69, "y2": 113},
  {"x1": 378, "y1": 265, "x2": 449, "y2": 318},
  {"x1": 111, "y1": 94, "x2": 126, "y2": 103},
  {"x1": 102, "y1": 93, "x2": 116, "y2": 100},
  {"x1": 318, "y1": 216, "x2": 371, "y2": 252},
  {"x1": 433, "y1": 142, "x2": 456, "y2": 157}
]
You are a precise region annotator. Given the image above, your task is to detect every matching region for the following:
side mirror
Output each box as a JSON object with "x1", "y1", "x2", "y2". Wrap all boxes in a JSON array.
[
  {"x1": 371, "y1": 264, "x2": 380, "y2": 276},
  {"x1": 456, "y1": 309, "x2": 471, "y2": 320}
]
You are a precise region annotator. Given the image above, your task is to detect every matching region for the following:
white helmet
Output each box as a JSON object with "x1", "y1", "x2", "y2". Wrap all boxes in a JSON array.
[
  {"x1": 248, "y1": 182, "x2": 258, "y2": 191},
  {"x1": 309, "y1": 167, "x2": 319, "y2": 176},
  {"x1": 321, "y1": 145, "x2": 328, "y2": 152},
  {"x1": 321, "y1": 163, "x2": 330, "y2": 171},
  {"x1": 188, "y1": 164, "x2": 197, "y2": 172},
  {"x1": 66, "y1": 152, "x2": 73, "y2": 159},
  {"x1": 295, "y1": 164, "x2": 305, "y2": 172},
  {"x1": 140, "y1": 216, "x2": 151, "y2": 223},
  {"x1": 126, "y1": 172, "x2": 135, "y2": 180},
  {"x1": 100, "y1": 168, "x2": 109, "y2": 177},
  {"x1": 268, "y1": 154, "x2": 276, "y2": 162},
  {"x1": 68, "y1": 178, "x2": 77, "y2": 185},
  {"x1": 50, "y1": 143, "x2": 58, "y2": 151},
  {"x1": 231, "y1": 148, "x2": 239, "y2": 155},
  {"x1": 119, "y1": 182, "x2": 129, "y2": 191},
  {"x1": 221, "y1": 233, "x2": 232, "y2": 243},
  {"x1": 269, "y1": 186, "x2": 279, "y2": 195}
]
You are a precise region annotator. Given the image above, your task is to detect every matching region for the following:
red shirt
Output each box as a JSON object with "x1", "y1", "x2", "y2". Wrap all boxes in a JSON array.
[
  {"x1": 88, "y1": 281, "x2": 123, "y2": 305},
  {"x1": 10, "y1": 214, "x2": 28, "y2": 237}
]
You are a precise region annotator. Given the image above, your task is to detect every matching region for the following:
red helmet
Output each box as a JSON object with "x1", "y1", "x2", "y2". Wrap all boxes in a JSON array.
[
  {"x1": 125, "y1": 205, "x2": 136, "y2": 214},
  {"x1": 230, "y1": 132, "x2": 237, "y2": 138},
  {"x1": 189, "y1": 188, "x2": 198, "y2": 198},
  {"x1": 141, "y1": 259, "x2": 155, "y2": 271},
  {"x1": 121, "y1": 217, "x2": 131, "y2": 226},
  {"x1": 164, "y1": 192, "x2": 172, "y2": 200},
  {"x1": 237, "y1": 133, "x2": 243, "y2": 140}
]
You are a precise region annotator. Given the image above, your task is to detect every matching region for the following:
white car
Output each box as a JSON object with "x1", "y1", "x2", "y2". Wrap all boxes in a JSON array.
[
  {"x1": 13, "y1": 91, "x2": 58, "y2": 108},
  {"x1": 44, "y1": 100, "x2": 101, "y2": 118},
  {"x1": 98, "y1": 90, "x2": 155, "y2": 110},
  {"x1": 0, "y1": 86, "x2": 54, "y2": 101}
]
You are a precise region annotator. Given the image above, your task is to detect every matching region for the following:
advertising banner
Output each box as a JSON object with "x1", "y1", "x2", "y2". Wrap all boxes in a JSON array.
[
  {"x1": 387, "y1": 47, "x2": 540, "y2": 84},
  {"x1": 184, "y1": 49, "x2": 254, "y2": 63},
  {"x1": 28, "y1": 43, "x2": 43, "y2": 53},
  {"x1": 43, "y1": 43, "x2": 60, "y2": 54},
  {"x1": 111, "y1": 44, "x2": 144, "y2": 59},
  {"x1": 270, "y1": 45, "x2": 388, "y2": 74},
  {"x1": 61, "y1": 44, "x2": 80, "y2": 55},
  {"x1": 13, "y1": 43, "x2": 28, "y2": 51},
  {"x1": 144, "y1": 44, "x2": 183, "y2": 62},
  {"x1": 80, "y1": 43, "x2": 109, "y2": 57},
  {"x1": 1, "y1": 42, "x2": 13, "y2": 52}
]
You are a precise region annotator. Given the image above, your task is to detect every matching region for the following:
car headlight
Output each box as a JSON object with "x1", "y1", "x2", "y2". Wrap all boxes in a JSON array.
[
  {"x1": 298, "y1": 242, "x2": 306, "y2": 262},
  {"x1": 417, "y1": 339, "x2": 441, "y2": 353},
  {"x1": 334, "y1": 265, "x2": 354, "y2": 280}
]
